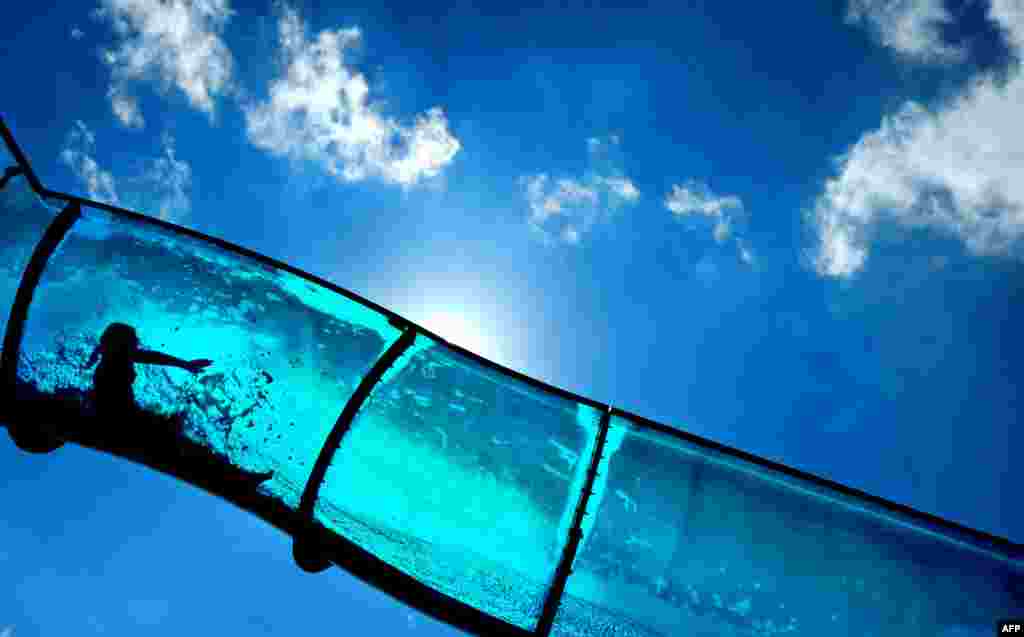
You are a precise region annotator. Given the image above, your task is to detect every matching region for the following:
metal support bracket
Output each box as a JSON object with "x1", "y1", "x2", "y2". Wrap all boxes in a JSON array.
[
  {"x1": 0, "y1": 165, "x2": 24, "y2": 190},
  {"x1": 2, "y1": 201, "x2": 82, "y2": 452},
  {"x1": 292, "y1": 318, "x2": 417, "y2": 572},
  {"x1": 535, "y1": 406, "x2": 613, "y2": 635}
]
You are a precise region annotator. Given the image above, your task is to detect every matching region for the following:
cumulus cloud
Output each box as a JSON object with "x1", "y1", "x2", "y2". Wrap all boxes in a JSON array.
[
  {"x1": 243, "y1": 5, "x2": 460, "y2": 187},
  {"x1": 521, "y1": 136, "x2": 640, "y2": 244},
  {"x1": 813, "y1": 0, "x2": 1024, "y2": 277},
  {"x1": 94, "y1": 0, "x2": 235, "y2": 125},
  {"x1": 60, "y1": 121, "x2": 193, "y2": 223},
  {"x1": 60, "y1": 120, "x2": 121, "y2": 205},
  {"x1": 71, "y1": 26, "x2": 85, "y2": 40},
  {"x1": 846, "y1": 0, "x2": 964, "y2": 62}
]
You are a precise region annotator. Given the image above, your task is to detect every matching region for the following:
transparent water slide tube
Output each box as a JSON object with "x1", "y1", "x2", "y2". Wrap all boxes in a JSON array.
[
  {"x1": 313, "y1": 332, "x2": 604, "y2": 629},
  {"x1": 2, "y1": 118, "x2": 1020, "y2": 637},
  {"x1": 0, "y1": 138, "x2": 561, "y2": 633},
  {"x1": 13, "y1": 201, "x2": 402, "y2": 509},
  {"x1": 551, "y1": 414, "x2": 1024, "y2": 637},
  {"x1": 1, "y1": 175, "x2": 58, "y2": 367},
  {"x1": 1, "y1": 177, "x2": 62, "y2": 444},
  {"x1": 0, "y1": 179, "x2": 568, "y2": 635}
]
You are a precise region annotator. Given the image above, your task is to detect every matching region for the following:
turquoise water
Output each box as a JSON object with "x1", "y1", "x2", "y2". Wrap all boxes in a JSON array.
[
  {"x1": 15, "y1": 204, "x2": 403, "y2": 509},
  {"x1": 315, "y1": 334, "x2": 603, "y2": 629},
  {"x1": 552, "y1": 417, "x2": 1021, "y2": 636},
  {"x1": 0, "y1": 177, "x2": 58, "y2": 346},
  {"x1": 2, "y1": 183, "x2": 1021, "y2": 636}
]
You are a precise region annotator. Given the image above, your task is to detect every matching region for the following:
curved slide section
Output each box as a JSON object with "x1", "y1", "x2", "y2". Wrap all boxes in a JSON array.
[{"x1": 2, "y1": 117, "x2": 1021, "y2": 637}]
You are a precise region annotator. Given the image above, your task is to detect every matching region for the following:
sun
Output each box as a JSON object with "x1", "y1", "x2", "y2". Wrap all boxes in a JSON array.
[
  {"x1": 385, "y1": 275, "x2": 518, "y2": 368},
  {"x1": 419, "y1": 308, "x2": 497, "y2": 360}
]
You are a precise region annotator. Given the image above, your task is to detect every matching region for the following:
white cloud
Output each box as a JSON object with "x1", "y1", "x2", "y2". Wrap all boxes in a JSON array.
[
  {"x1": 665, "y1": 180, "x2": 744, "y2": 244},
  {"x1": 599, "y1": 175, "x2": 640, "y2": 202},
  {"x1": 521, "y1": 175, "x2": 597, "y2": 245},
  {"x1": 521, "y1": 136, "x2": 640, "y2": 244},
  {"x1": 108, "y1": 85, "x2": 145, "y2": 128},
  {"x1": 813, "y1": 0, "x2": 1024, "y2": 277},
  {"x1": 131, "y1": 132, "x2": 192, "y2": 222},
  {"x1": 665, "y1": 180, "x2": 754, "y2": 266},
  {"x1": 95, "y1": 0, "x2": 235, "y2": 125},
  {"x1": 243, "y1": 5, "x2": 460, "y2": 187},
  {"x1": 71, "y1": 26, "x2": 85, "y2": 40},
  {"x1": 59, "y1": 122, "x2": 193, "y2": 223},
  {"x1": 846, "y1": 0, "x2": 964, "y2": 62},
  {"x1": 60, "y1": 120, "x2": 121, "y2": 205}
]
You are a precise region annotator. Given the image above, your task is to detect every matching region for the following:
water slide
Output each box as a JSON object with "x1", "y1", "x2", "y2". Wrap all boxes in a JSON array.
[{"x1": 2, "y1": 116, "x2": 1021, "y2": 637}]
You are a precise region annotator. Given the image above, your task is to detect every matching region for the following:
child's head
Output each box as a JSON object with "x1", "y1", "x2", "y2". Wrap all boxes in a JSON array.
[{"x1": 98, "y1": 322, "x2": 139, "y2": 357}]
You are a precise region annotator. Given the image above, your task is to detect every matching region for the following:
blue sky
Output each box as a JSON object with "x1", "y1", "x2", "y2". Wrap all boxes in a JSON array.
[{"x1": 2, "y1": 0, "x2": 1023, "y2": 634}]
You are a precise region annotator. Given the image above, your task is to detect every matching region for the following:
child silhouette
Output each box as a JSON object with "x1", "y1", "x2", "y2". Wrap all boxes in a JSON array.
[{"x1": 85, "y1": 322, "x2": 211, "y2": 420}]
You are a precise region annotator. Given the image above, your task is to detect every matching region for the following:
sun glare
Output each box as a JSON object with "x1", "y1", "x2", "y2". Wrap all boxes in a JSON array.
[{"x1": 420, "y1": 308, "x2": 497, "y2": 360}]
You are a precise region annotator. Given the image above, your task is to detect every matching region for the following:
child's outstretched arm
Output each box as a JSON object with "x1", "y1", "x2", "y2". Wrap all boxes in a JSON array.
[{"x1": 135, "y1": 350, "x2": 212, "y2": 373}]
